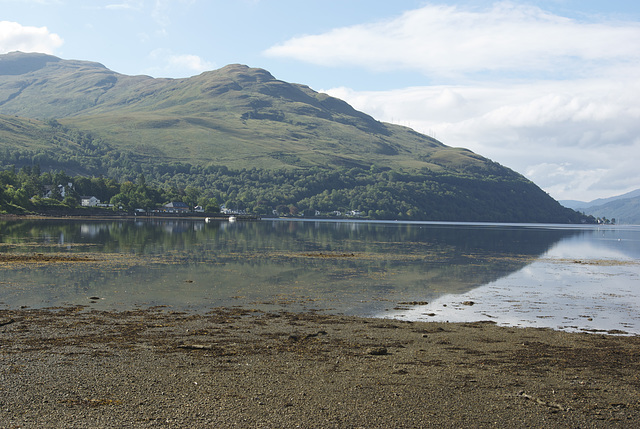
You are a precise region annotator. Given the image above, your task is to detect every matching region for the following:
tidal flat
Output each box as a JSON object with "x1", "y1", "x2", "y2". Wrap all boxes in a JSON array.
[{"x1": 1, "y1": 307, "x2": 639, "y2": 428}]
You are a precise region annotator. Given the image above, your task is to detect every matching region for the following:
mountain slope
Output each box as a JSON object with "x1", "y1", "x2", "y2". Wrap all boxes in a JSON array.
[
  {"x1": 0, "y1": 52, "x2": 488, "y2": 172},
  {"x1": 0, "y1": 52, "x2": 588, "y2": 223}
]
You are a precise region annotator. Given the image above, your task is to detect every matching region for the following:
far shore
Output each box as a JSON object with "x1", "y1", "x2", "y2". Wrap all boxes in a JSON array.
[{"x1": 0, "y1": 212, "x2": 257, "y2": 221}]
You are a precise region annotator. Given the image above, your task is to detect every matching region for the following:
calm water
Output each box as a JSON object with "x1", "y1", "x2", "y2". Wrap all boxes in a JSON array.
[{"x1": 1, "y1": 218, "x2": 639, "y2": 334}]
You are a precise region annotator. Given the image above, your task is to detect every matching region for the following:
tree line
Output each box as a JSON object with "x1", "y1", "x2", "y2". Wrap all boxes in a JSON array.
[
  {"x1": 0, "y1": 162, "x2": 596, "y2": 223},
  {"x1": 0, "y1": 166, "x2": 219, "y2": 214}
]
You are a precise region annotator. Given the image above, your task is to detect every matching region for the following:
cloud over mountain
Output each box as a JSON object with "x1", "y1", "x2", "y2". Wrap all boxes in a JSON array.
[{"x1": 0, "y1": 21, "x2": 63, "y2": 54}]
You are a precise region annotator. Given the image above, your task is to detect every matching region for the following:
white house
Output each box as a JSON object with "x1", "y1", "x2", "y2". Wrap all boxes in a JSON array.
[
  {"x1": 44, "y1": 183, "x2": 73, "y2": 199},
  {"x1": 80, "y1": 196, "x2": 100, "y2": 207},
  {"x1": 220, "y1": 204, "x2": 247, "y2": 215},
  {"x1": 160, "y1": 202, "x2": 190, "y2": 213}
]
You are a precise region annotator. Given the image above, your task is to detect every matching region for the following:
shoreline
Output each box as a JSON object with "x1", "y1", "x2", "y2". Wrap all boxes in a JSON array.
[
  {"x1": 0, "y1": 213, "x2": 258, "y2": 222},
  {"x1": 1, "y1": 307, "x2": 639, "y2": 427}
]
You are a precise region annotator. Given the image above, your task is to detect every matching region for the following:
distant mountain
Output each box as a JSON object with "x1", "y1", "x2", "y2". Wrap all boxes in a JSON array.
[
  {"x1": 585, "y1": 197, "x2": 640, "y2": 225},
  {"x1": 0, "y1": 51, "x2": 589, "y2": 223},
  {"x1": 561, "y1": 189, "x2": 640, "y2": 224},
  {"x1": 561, "y1": 189, "x2": 640, "y2": 210}
]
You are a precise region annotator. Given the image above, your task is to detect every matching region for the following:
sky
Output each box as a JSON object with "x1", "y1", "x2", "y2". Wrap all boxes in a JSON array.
[{"x1": 1, "y1": 0, "x2": 639, "y2": 202}]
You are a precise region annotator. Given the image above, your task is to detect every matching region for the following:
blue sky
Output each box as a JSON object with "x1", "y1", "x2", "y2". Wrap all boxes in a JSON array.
[{"x1": 1, "y1": 0, "x2": 639, "y2": 202}]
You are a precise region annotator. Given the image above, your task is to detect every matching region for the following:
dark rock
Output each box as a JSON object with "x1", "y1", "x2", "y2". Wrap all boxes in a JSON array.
[
  {"x1": 0, "y1": 318, "x2": 16, "y2": 327},
  {"x1": 366, "y1": 347, "x2": 388, "y2": 356}
]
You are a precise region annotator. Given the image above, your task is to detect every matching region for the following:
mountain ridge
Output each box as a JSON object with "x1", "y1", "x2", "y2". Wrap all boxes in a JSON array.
[
  {"x1": 0, "y1": 52, "x2": 482, "y2": 173},
  {"x1": 560, "y1": 188, "x2": 640, "y2": 210}
]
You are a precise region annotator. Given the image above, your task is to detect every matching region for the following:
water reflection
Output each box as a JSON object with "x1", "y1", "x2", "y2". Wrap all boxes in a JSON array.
[
  {"x1": 1, "y1": 219, "x2": 582, "y2": 316},
  {"x1": 386, "y1": 225, "x2": 640, "y2": 334}
]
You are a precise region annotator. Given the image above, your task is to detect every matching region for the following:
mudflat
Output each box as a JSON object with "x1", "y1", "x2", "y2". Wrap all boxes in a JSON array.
[{"x1": 1, "y1": 307, "x2": 639, "y2": 428}]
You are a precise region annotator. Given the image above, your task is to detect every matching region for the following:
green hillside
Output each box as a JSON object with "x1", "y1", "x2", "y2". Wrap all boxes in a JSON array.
[
  {"x1": 0, "y1": 52, "x2": 468, "y2": 171},
  {"x1": 0, "y1": 52, "x2": 589, "y2": 222}
]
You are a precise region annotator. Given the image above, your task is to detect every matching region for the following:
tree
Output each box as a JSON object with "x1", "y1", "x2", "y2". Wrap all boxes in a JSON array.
[
  {"x1": 10, "y1": 187, "x2": 30, "y2": 209},
  {"x1": 63, "y1": 195, "x2": 78, "y2": 208},
  {"x1": 0, "y1": 182, "x2": 8, "y2": 206},
  {"x1": 110, "y1": 193, "x2": 129, "y2": 210},
  {"x1": 184, "y1": 186, "x2": 201, "y2": 210},
  {"x1": 201, "y1": 197, "x2": 219, "y2": 213}
]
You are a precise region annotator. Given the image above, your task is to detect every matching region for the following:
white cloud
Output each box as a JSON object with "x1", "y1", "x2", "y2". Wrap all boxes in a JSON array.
[
  {"x1": 146, "y1": 49, "x2": 215, "y2": 77},
  {"x1": 0, "y1": 21, "x2": 63, "y2": 54},
  {"x1": 151, "y1": 0, "x2": 195, "y2": 28},
  {"x1": 325, "y1": 76, "x2": 640, "y2": 201},
  {"x1": 167, "y1": 53, "x2": 214, "y2": 73},
  {"x1": 152, "y1": 0, "x2": 171, "y2": 28},
  {"x1": 264, "y1": 2, "x2": 640, "y2": 81},
  {"x1": 105, "y1": 3, "x2": 137, "y2": 11}
]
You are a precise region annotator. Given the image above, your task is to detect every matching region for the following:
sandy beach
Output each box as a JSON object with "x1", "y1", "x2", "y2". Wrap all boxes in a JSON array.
[{"x1": 1, "y1": 306, "x2": 639, "y2": 428}]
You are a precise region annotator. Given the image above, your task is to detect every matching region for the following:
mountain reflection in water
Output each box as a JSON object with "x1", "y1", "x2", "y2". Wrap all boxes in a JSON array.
[{"x1": 1, "y1": 219, "x2": 584, "y2": 316}]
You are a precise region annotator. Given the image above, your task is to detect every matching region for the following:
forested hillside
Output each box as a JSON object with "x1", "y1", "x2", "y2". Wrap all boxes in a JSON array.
[{"x1": 0, "y1": 117, "x2": 587, "y2": 221}]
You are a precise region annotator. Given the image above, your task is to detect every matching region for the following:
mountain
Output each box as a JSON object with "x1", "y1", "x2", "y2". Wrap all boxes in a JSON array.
[
  {"x1": 561, "y1": 189, "x2": 640, "y2": 210},
  {"x1": 561, "y1": 189, "x2": 640, "y2": 224},
  {"x1": 584, "y1": 196, "x2": 640, "y2": 225},
  {"x1": 1, "y1": 51, "x2": 447, "y2": 171},
  {"x1": 0, "y1": 51, "x2": 588, "y2": 223}
]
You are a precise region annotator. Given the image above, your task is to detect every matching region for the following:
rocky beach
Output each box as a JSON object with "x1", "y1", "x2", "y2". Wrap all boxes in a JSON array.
[{"x1": 1, "y1": 306, "x2": 639, "y2": 428}]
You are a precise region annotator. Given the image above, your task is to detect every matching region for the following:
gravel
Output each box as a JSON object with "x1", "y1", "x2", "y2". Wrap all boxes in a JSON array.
[{"x1": 1, "y1": 307, "x2": 639, "y2": 428}]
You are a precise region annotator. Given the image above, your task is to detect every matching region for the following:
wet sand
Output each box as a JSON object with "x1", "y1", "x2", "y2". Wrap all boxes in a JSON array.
[{"x1": 1, "y1": 307, "x2": 639, "y2": 428}]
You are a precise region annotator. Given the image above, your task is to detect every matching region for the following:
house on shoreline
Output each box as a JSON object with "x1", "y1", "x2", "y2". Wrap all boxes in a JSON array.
[
  {"x1": 80, "y1": 196, "x2": 100, "y2": 207},
  {"x1": 159, "y1": 202, "x2": 190, "y2": 213}
]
